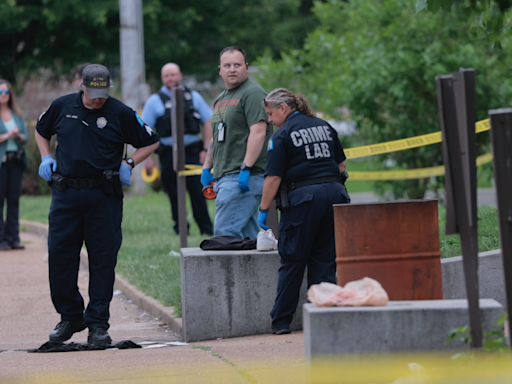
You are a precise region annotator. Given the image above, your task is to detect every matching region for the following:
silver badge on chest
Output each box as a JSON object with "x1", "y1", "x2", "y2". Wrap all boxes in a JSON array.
[{"x1": 96, "y1": 117, "x2": 107, "y2": 129}]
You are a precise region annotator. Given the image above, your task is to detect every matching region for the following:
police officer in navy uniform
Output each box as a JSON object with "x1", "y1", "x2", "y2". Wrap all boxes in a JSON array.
[
  {"x1": 35, "y1": 64, "x2": 160, "y2": 345},
  {"x1": 257, "y1": 88, "x2": 350, "y2": 335},
  {"x1": 142, "y1": 63, "x2": 213, "y2": 235}
]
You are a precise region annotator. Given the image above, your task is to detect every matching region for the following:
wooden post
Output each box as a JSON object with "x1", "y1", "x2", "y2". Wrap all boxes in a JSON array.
[
  {"x1": 436, "y1": 71, "x2": 482, "y2": 348},
  {"x1": 489, "y1": 108, "x2": 512, "y2": 332}
]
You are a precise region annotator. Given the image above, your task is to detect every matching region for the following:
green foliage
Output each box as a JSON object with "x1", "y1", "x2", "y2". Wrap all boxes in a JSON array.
[
  {"x1": 416, "y1": 0, "x2": 512, "y2": 47},
  {"x1": 0, "y1": 0, "x2": 120, "y2": 81},
  {"x1": 143, "y1": 0, "x2": 316, "y2": 81},
  {"x1": 257, "y1": 0, "x2": 512, "y2": 199},
  {"x1": 446, "y1": 313, "x2": 509, "y2": 357},
  {"x1": 0, "y1": 0, "x2": 316, "y2": 84}
]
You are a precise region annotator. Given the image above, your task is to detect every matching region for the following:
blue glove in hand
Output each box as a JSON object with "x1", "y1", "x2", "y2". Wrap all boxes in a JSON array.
[
  {"x1": 119, "y1": 163, "x2": 132, "y2": 187},
  {"x1": 38, "y1": 155, "x2": 57, "y2": 182},
  {"x1": 201, "y1": 168, "x2": 213, "y2": 187},
  {"x1": 238, "y1": 169, "x2": 250, "y2": 191},
  {"x1": 258, "y1": 212, "x2": 269, "y2": 230}
]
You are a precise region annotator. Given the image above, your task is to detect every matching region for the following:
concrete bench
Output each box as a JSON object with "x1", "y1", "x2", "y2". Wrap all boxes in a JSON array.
[
  {"x1": 180, "y1": 247, "x2": 506, "y2": 343},
  {"x1": 304, "y1": 299, "x2": 504, "y2": 357},
  {"x1": 442, "y1": 250, "x2": 505, "y2": 305},
  {"x1": 180, "y1": 248, "x2": 307, "y2": 342}
]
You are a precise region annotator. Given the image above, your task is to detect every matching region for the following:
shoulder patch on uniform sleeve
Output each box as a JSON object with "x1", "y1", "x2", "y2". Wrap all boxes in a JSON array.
[
  {"x1": 267, "y1": 138, "x2": 274, "y2": 151},
  {"x1": 135, "y1": 112, "x2": 145, "y2": 127},
  {"x1": 38, "y1": 104, "x2": 51, "y2": 121}
]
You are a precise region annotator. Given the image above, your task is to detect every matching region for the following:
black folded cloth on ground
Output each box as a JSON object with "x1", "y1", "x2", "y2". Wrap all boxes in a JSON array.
[
  {"x1": 200, "y1": 236, "x2": 256, "y2": 250},
  {"x1": 28, "y1": 340, "x2": 141, "y2": 353}
]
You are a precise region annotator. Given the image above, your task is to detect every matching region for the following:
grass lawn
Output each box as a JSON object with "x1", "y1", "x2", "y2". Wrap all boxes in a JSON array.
[
  {"x1": 19, "y1": 187, "x2": 501, "y2": 318},
  {"x1": 438, "y1": 204, "x2": 501, "y2": 258}
]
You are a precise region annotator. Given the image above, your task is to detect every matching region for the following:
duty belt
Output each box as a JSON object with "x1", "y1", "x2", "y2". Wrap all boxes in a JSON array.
[
  {"x1": 287, "y1": 176, "x2": 341, "y2": 191},
  {"x1": 64, "y1": 177, "x2": 102, "y2": 189}
]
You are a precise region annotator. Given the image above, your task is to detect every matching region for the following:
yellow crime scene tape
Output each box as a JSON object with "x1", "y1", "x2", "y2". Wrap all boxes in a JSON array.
[
  {"x1": 349, "y1": 152, "x2": 493, "y2": 180},
  {"x1": 170, "y1": 118, "x2": 493, "y2": 181},
  {"x1": 344, "y1": 118, "x2": 491, "y2": 160}
]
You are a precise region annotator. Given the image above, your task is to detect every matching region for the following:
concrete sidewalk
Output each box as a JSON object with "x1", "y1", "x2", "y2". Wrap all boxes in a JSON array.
[{"x1": 0, "y1": 228, "x2": 305, "y2": 384}]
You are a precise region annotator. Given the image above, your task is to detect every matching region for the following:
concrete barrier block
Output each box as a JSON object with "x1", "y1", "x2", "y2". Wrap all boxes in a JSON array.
[
  {"x1": 442, "y1": 250, "x2": 505, "y2": 305},
  {"x1": 181, "y1": 248, "x2": 307, "y2": 342},
  {"x1": 304, "y1": 299, "x2": 504, "y2": 357}
]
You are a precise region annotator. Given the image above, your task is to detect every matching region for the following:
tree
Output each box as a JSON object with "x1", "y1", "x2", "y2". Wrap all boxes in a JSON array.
[
  {"x1": 416, "y1": 0, "x2": 512, "y2": 48},
  {"x1": 0, "y1": 0, "x2": 317, "y2": 84},
  {"x1": 256, "y1": 0, "x2": 512, "y2": 199},
  {"x1": 0, "y1": 0, "x2": 120, "y2": 83},
  {"x1": 143, "y1": 0, "x2": 317, "y2": 81}
]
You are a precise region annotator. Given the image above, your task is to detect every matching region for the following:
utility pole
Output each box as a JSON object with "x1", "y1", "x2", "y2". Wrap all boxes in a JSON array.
[{"x1": 119, "y1": 0, "x2": 149, "y2": 195}]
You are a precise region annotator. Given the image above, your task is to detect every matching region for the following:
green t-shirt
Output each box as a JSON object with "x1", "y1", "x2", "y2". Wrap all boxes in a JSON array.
[{"x1": 211, "y1": 78, "x2": 272, "y2": 180}]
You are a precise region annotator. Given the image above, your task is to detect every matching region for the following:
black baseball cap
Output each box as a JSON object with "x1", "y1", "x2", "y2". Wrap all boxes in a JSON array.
[{"x1": 82, "y1": 64, "x2": 110, "y2": 99}]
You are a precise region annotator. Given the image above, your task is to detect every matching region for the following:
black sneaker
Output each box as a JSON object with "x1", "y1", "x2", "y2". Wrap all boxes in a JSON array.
[
  {"x1": 271, "y1": 326, "x2": 291, "y2": 335},
  {"x1": 88, "y1": 327, "x2": 112, "y2": 346},
  {"x1": 0, "y1": 242, "x2": 10, "y2": 251},
  {"x1": 49, "y1": 319, "x2": 87, "y2": 342}
]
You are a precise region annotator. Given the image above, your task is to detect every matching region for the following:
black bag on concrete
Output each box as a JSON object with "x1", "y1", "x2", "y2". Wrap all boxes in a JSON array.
[{"x1": 200, "y1": 236, "x2": 256, "y2": 251}]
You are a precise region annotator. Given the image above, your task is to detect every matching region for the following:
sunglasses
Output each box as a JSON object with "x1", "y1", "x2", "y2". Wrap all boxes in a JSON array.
[
  {"x1": 0, "y1": 89, "x2": 10, "y2": 95},
  {"x1": 263, "y1": 99, "x2": 288, "y2": 107}
]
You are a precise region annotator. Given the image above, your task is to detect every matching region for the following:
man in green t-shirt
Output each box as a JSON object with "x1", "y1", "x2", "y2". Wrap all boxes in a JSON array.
[{"x1": 201, "y1": 46, "x2": 272, "y2": 239}]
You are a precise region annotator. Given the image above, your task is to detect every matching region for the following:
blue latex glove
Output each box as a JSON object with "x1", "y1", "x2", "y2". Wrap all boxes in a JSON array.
[
  {"x1": 258, "y1": 212, "x2": 269, "y2": 230},
  {"x1": 201, "y1": 168, "x2": 213, "y2": 187},
  {"x1": 119, "y1": 163, "x2": 132, "y2": 187},
  {"x1": 38, "y1": 155, "x2": 57, "y2": 182},
  {"x1": 238, "y1": 169, "x2": 250, "y2": 191}
]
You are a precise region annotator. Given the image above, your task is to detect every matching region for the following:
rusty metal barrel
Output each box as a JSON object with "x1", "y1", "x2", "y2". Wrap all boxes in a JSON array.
[{"x1": 334, "y1": 200, "x2": 443, "y2": 300}]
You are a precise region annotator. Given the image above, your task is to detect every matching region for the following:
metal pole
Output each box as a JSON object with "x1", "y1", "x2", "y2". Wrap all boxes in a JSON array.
[
  {"x1": 436, "y1": 74, "x2": 482, "y2": 348},
  {"x1": 119, "y1": 0, "x2": 148, "y2": 195},
  {"x1": 171, "y1": 87, "x2": 187, "y2": 248},
  {"x1": 489, "y1": 109, "x2": 512, "y2": 331}
]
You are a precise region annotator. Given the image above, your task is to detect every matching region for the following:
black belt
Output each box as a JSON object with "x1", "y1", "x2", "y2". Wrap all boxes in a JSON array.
[
  {"x1": 3, "y1": 151, "x2": 22, "y2": 163},
  {"x1": 65, "y1": 177, "x2": 102, "y2": 189},
  {"x1": 287, "y1": 176, "x2": 340, "y2": 191}
]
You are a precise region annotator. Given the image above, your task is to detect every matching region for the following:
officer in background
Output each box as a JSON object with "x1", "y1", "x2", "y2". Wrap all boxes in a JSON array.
[
  {"x1": 35, "y1": 64, "x2": 159, "y2": 345},
  {"x1": 142, "y1": 63, "x2": 213, "y2": 235},
  {"x1": 257, "y1": 88, "x2": 350, "y2": 335}
]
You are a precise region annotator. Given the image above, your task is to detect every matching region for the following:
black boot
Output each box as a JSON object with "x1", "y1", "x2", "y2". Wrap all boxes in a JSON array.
[
  {"x1": 88, "y1": 327, "x2": 112, "y2": 346},
  {"x1": 49, "y1": 319, "x2": 87, "y2": 342}
]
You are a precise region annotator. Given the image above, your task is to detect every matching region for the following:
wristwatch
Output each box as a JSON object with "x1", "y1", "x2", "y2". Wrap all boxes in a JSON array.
[
  {"x1": 240, "y1": 163, "x2": 248, "y2": 171},
  {"x1": 125, "y1": 158, "x2": 135, "y2": 169}
]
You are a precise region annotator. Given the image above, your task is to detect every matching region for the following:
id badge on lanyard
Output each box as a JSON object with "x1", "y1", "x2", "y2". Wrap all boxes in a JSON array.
[{"x1": 218, "y1": 122, "x2": 226, "y2": 142}]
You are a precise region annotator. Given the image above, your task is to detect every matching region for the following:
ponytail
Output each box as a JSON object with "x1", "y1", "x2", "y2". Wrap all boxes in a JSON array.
[{"x1": 294, "y1": 94, "x2": 314, "y2": 117}]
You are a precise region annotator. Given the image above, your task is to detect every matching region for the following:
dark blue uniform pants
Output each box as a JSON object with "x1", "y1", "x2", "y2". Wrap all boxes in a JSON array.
[
  {"x1": 159, "y1": 144, "x2": 213, "y2": 235},
  {"x1": 48, "y1": 186, "x2": 122, "y2": 329},
  {"x1": 0, "y1": 159, "x2": 24, "y2": 246},
  {"x1": 271, "y1": 182, "x2": 350, "y2": 329}
]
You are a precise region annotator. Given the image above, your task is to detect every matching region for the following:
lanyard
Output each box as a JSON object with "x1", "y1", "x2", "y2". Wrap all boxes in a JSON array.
[{"x1": 217, "y1": 89, "x2": 238, "y2": 142}]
